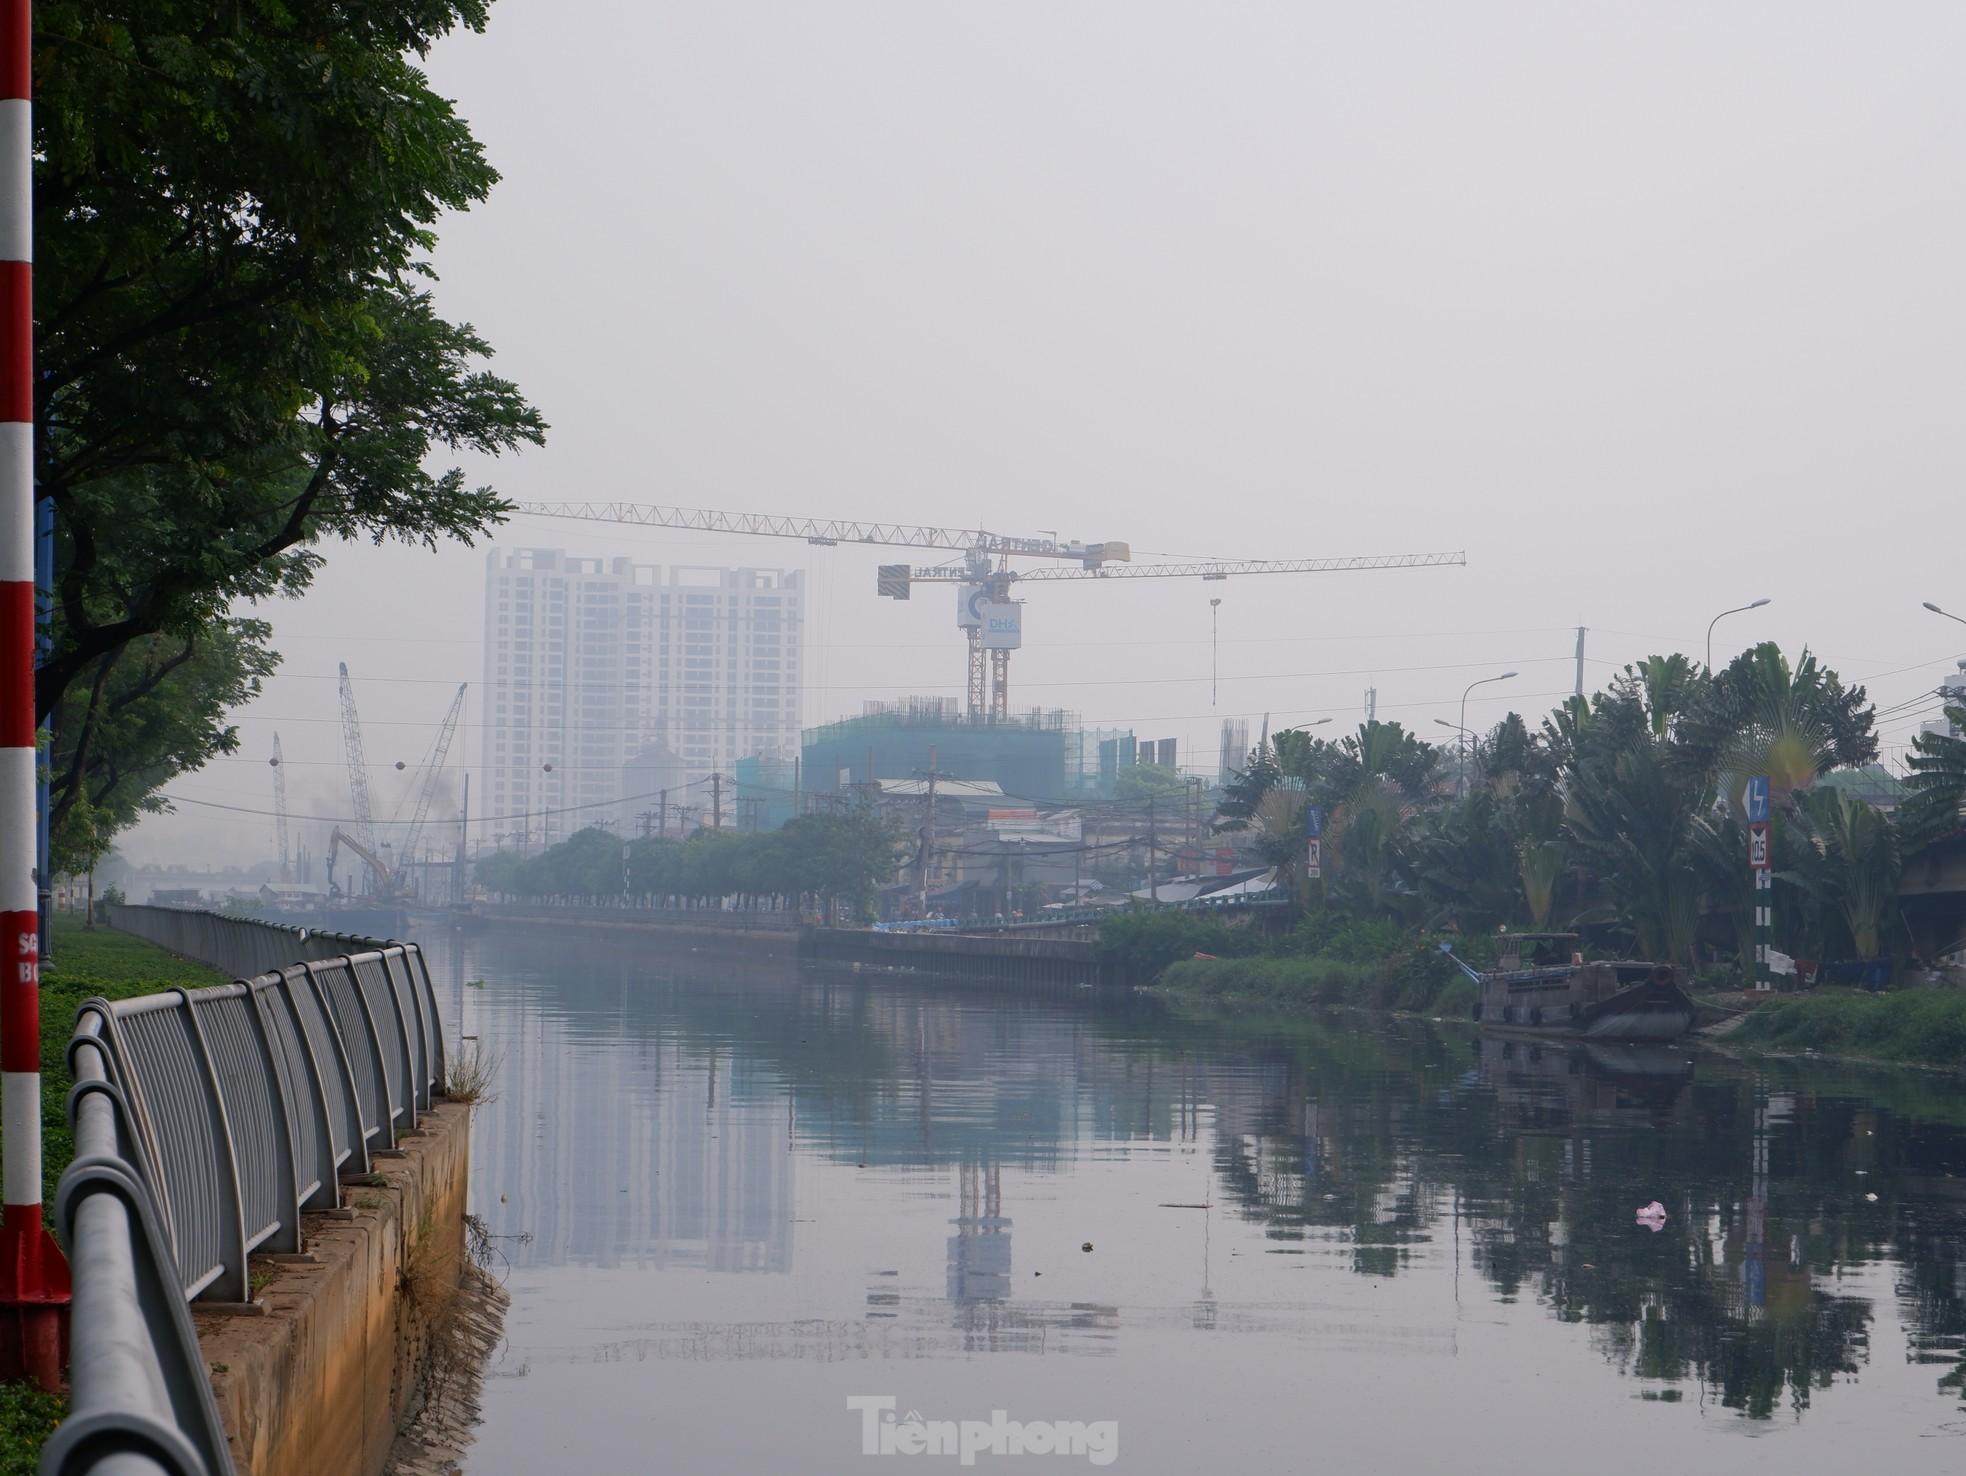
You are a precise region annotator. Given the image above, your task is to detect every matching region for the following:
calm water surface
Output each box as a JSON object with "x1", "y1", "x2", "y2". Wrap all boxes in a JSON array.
[{"x1": 416, "y1": 929, "x2": 1966, "y2": 1475}]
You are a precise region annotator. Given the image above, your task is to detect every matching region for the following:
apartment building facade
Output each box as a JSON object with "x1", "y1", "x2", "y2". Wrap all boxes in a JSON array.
[{"x1": 482, "y1": 548, "x2": 803, "y2": 847}]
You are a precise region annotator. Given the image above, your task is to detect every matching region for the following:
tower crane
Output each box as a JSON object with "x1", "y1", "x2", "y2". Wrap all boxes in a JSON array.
[
  {"x1": 514, "y1": 501, "x2": 1466, "y2": 723},
  {"x1": 269, "y1": 733, "x2": 291, "y2": 883}
]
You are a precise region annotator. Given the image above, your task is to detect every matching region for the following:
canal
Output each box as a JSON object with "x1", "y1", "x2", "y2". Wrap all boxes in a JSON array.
[{"x1": 416, "y1": 926, "x2": 1966, "y2": 1473}]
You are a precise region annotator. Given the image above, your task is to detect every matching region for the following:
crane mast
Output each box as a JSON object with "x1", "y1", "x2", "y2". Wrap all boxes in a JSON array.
[
  {"x1": 270, "y1": 733, "x2": 291, "y2": 883},
  {"x1": 514, "y1": 501, "x2": 1465, "y2": 724}
]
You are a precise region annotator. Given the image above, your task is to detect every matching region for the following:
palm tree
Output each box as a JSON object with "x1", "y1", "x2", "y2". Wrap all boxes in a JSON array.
[
  {"x1": 1561, "y1": 741, "x2": 1708, "y2": 968},
  {"x1": 1787, "y1": 786, "x2": 1903, "y2": 962},
  {"x1": 1901, "y1": 704, "x2": 1966, "y2": 850},
  {"x1": 1675, "y1": 644, "x2": 1877, "y2": 814}
]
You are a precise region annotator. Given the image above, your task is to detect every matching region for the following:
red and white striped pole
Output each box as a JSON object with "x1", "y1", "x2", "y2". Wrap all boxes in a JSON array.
[{"x1": 0, "y1": 0, "x2": 68, "y2": 1390}]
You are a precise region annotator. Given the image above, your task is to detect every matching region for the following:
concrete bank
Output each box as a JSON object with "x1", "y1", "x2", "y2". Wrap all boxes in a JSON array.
[{"x1": 195, "y1": 1102, "x2": 473, "y2": 1476}]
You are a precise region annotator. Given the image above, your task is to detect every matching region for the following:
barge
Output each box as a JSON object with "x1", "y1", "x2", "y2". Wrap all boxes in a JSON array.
[{"x1": 1447, "y1": 932, "x2": 1696, "y2": 1042}]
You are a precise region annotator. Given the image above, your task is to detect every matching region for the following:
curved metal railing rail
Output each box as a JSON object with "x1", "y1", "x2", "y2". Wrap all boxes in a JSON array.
[
  {"x1": 44, "y1": 920, "x2": 446, "y2": 1476},
  {"x1": 101, "y1": 905, "x2": 383, "y2": 981}
]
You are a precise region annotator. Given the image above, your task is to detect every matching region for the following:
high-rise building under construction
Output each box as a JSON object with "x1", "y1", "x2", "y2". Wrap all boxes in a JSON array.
[{"x1": 482, "y1": 548, "x2": 803, "y2": 846}]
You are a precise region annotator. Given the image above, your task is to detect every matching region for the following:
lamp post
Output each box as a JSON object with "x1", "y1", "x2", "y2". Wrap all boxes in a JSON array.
[
  {"x1": 1706, "y1": 597, "x2": 1771, "y2": 670},
  {"x1": 1274, "y1": 717, "x2": 1333, "y2": 735},
  {"x1": 1924, "y1": 601, "x2": 1966, "y2": 630},
  {"x1": 1436, "y1": 719, "x2": 1476, "y2": 792},
  {"x1": 1209, "y1": 598, "x2": 1222, "y2": 708},
  {"x1": 1457, "y1": 673, "x2": 1517, "y2": 797}
]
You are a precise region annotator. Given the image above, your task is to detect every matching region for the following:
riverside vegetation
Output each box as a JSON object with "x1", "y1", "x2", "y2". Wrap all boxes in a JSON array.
[{"x1": 1131, "y1": 643, "x2": 1966, "y2": 1066}]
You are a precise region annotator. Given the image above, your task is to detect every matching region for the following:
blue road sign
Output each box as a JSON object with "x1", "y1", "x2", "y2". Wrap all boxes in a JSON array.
[
  {"x1": 1744, "y1": 775, "x2": 1770, "y2": 824},
  {"x1": 1304, "y1": 805, "x2": 1324, "y2": 838}
]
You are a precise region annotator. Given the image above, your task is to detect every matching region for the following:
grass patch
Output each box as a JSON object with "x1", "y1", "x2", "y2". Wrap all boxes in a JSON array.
[
  {"x1": 0, "y1": 1382, "x2": 64, "y2": 1476},
  {"x1": 1160, "y1": 948, "x2": 1476, "y2": 1018},
  {"x1": 30, "y1": 916, "x2": 228, "y2": 1215},
  {"x1": 0, "y1": 916, "x2": 228, "y2": 1455},
  {"x1": 1730, "y1": 987, "x2": 1966, "y2": 1068}
]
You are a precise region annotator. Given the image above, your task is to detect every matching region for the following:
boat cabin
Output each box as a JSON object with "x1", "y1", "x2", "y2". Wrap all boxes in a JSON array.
[{"x1": 1495, "y1": 933, "x2": 1581, "y2": 973}]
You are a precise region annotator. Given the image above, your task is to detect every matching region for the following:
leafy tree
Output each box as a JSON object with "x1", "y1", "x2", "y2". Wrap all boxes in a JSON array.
[
  {"x1": 1674, "y1": 644, "x2": 1876, "y2": 810},
  {"x1": 47, "y1": 621, "x2": 276, "y2": 873},
  {"x1": 1901, "y1": 706, "x2": 1966, "y2": 849},
  {"x1": 1786, "y1": 787, "x2": 1903, "y2": 962},
  {"x1": 31, "y1": 2, "x2": 544, "y2": 852},
  {"x1": 1114, "y1": 762, "x2": 1186, "y2": 801}
]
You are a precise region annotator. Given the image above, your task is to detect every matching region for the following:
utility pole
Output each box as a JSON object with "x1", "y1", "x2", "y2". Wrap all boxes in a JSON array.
[
  {"x1": 1148, "y1": 795, "x2": 1159, "y2": 904},
  {"x1": 455, "y1": 772, "x2": 470, "y2": 907},
  {"x1": 1365, "y1": 687, "x2": 1377, "y2": 722},
  {"x1": 1574, "y1": 626, "x2": 1586, "y2": 697},
  {"x1": 793, "y1": 754, "x2": 802, "y2": 818},
  {"x1": 658, "y1": 788, "x2": 667, "y2": 836},
  {"x1": 711, "y1": 772, "x2": 724, "y2": 831},
  {"x1": 919, "y1": 745, "x2": 941, "y2": 916}
]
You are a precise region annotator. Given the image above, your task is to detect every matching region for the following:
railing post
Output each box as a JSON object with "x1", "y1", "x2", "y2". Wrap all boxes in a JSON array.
[
  {"x1": 243, "y1": 984, "x2": 304, "y2": 1254},
  {"x1": 298, "y1": 961, "x2": 372, "y2": 1176},
  {"x1": 268, "y1": 969, "x2": 343, "y2": 1212},
  {"x1": 173, "y1": 990, "x2": 250, "y2": 1303}
]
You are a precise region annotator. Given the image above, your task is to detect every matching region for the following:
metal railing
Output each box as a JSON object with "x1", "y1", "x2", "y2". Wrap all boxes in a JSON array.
[
  {"x1": 44, "y1": 917, "x2": 446, "y2": 1476},
  {"x1": 103, "y1": 905, "x2": 383, "y2": 980}
]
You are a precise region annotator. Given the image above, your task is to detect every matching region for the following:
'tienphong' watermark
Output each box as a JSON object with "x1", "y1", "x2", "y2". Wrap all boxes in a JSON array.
[{"x1": 848, "y1": 1396, "x2": 1119, "y2": 1467}]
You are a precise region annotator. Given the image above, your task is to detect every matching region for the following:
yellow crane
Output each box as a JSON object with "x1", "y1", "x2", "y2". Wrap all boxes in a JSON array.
[{"x1": 514, "y1": 501, "x2": 1466, "y2": 723}]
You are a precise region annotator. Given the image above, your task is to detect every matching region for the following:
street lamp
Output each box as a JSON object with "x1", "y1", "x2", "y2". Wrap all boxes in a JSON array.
[
  {"x1": 1457, "y1": 672, "x2": 1517, "y2": 797},
  {"x1": 1274, "y1": 717, "x2": 1333, "y2": 738},
  {"x1": 1209, "y1": 597, "x2": 1223, "y2": 707},
  {"x1": 1924, "y1": 601, "x2": 1966, "y2": 630},
  {"x1": 1706, "y1": 597, "x2": 1771, "y2": 670},
  {"x1": 1436, "y1": 719, "x2": 1477, "y2": 792}
]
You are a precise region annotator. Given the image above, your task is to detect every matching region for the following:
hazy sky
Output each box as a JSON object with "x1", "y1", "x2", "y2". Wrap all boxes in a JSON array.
[{"x1": 126, "y1": 1, "x2": 1966, "y2": 866}]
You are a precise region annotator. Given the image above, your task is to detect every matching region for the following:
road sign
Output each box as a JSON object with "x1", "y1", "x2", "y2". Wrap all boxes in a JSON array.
[
  {"x1": 1744, "y1": 775, "x2": 1770, "y2": 824},
  {"x1": 1748, "y1": 820, "x2": 1771, "y2": 871},
  {"x1": 1303, "y1": 805, "x2": 1324, "y2": 839},
  {"x1": 1306, "y1": 836, "x2": 1322, "y2": 878}
]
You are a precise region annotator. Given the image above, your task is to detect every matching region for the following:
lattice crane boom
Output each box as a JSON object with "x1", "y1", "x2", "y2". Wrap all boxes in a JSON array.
[
  {"x1": 398, "y1": 684, "x2": 467, "y2": 884},
  {"x1": 510, "y1": 501, "x2": 1465, "y2": 724},
  {"x1": 338, "y1": 663, "x2": 379, "y2": 855}
]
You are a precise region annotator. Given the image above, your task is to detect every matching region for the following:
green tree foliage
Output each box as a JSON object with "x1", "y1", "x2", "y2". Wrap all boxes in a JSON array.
[
  {"x1": 1207, "y1": 642, "x2": 1921, "y2": 983},
  {"x1": 479, "y1": 810, "x2": 907, "y2": 921},
  {"x1": 46, "y1": 622, "x2": 277, "y2": 874},
  {"x1": 1901, "y1": 705, "x2": 1966, "y2": 848},
  {"x1": 1113, "y1": 762, "x2": 1186, "y2": 800},
  {"x1": 32, "y1": 2, "x2": 544, "y2": 856}
]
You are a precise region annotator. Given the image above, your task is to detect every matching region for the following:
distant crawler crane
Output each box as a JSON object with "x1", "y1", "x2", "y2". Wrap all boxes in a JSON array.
[{"x1": 515, "y1": 501, "x2": 1467, "y2": 723}]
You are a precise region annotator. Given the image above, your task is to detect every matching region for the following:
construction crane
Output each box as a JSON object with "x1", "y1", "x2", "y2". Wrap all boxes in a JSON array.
[
  {"x1": 337, "y1": 663, "x2": 383, "y2": 892},
  {"x1": 269, "y1": 733, "x2": 291, "y2": 883},
  {"x1": 325, "y1": 827, "x2": 392, "y2": 901},
  {"x1": 395, "y1": 683, "x2": 467, "y2": 891},
  {"x1": 515, "y1": 501, "x2": 1466, "y2": 723}
]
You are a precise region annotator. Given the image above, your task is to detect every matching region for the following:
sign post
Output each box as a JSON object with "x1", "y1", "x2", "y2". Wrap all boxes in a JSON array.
[
  {"x1": 1745, "y1": 776, "x2": 1772, "y2": 992},
  {"x1": 0, "y1": 0, "x2": 69, "y2": 1387},
  {"x1": 1303, "y1": 805, "x2": 1324, "y2": 880}
]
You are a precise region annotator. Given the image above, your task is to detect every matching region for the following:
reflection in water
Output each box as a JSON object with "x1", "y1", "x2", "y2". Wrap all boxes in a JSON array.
[{"x1": 426, "y1": 928, "x2": 1966, "y2": 1472}]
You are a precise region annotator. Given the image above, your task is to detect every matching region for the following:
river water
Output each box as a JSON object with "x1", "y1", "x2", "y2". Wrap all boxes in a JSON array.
[{"x1": 415, "y1": 927, "x2": 1966, "y2": 1475}]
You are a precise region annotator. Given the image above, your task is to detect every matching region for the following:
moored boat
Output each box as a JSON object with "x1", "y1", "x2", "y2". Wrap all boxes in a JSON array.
[{"x1": 1445, "y1": 932, "x2": 1697, "y2": 1042}]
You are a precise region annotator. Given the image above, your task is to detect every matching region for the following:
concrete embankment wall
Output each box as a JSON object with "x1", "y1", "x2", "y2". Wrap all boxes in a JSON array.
[
  {"x1": 800, "y1": 926, "x2": 1110, "y2": 990},
  {"x1": 195, "y1": 1102, "x2": 472, "y2": 1476}
]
